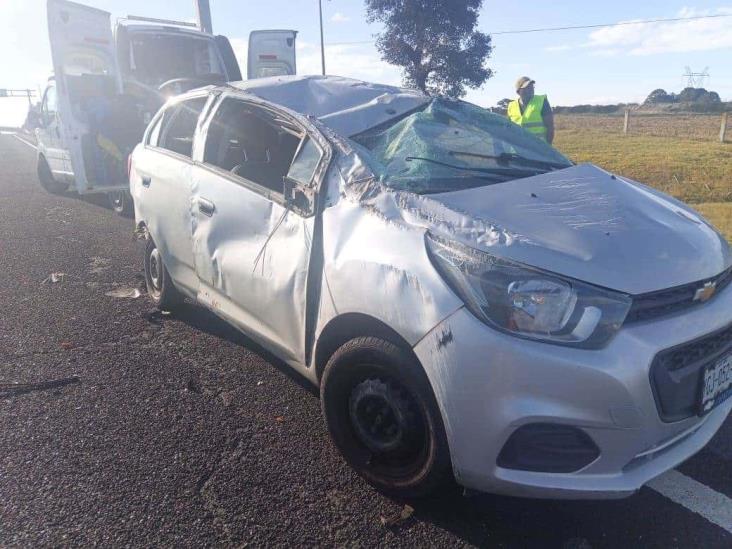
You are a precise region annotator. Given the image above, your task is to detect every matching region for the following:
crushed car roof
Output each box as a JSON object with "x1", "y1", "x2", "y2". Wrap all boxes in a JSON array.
[{"x1": 230, "y1": 75, "x2": 430, "y2": 137}]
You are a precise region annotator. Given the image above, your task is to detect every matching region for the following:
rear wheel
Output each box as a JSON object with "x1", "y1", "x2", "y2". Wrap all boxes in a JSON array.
[
  {"x1": 321, "y1": 337, "x2": 451, "y2": 497},
  {"x1": 37, "y1": 155, "x2": 68, "y2": 194},
  {"x1": 144, "y1": 237, "x2": 183, "y2": 310},
  {"x1": 108, "y1": 190, "x2": 134, "y2": 217}
]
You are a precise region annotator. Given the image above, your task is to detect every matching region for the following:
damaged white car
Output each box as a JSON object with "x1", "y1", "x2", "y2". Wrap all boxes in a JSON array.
[{"x1": 130, "y1": 75, "x2": 732, "y2": 498}]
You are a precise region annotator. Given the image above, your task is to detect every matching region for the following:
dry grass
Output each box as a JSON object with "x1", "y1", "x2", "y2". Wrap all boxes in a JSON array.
[
  {"x1": 554, "y1": 128, "x2": 732, "y2": 204},
  {"x1": 694, "y1": 202, "x2": 732, "y2": 242}
]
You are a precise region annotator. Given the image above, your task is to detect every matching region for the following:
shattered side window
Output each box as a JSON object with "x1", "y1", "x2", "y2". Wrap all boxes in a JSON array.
[
  {"x1": 287, "y1": 138, "x2": 322, "y2": 186},
  {"x1": 351, "y1": 99, "x2": 572, "y2": 194}
]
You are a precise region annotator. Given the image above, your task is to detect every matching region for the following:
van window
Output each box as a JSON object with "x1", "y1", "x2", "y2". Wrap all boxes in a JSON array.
[
  {"x1": 43, "y1": 84, "x2": 57, "y2": 114},
  {"x1": 128, "y1": 33, "x2": 224, "y2": 86},
  {"x1": 159, "y1": 97, "x2": 208, "y2": 158},
  {"x1": 203, "y1": 99, "x2": 301, "y2": 195},
  {"x1": 62, "y1": 48, "x2": 118, "y2": 122}
]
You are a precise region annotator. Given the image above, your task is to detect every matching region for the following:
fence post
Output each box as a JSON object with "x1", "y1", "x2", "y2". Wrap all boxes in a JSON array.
[
  {"x1": 623, "y1": 109, "x2": 630, "y2": 135},
  {"x1": 721, "y1": 112, "x2": 728, "y2": 143}
]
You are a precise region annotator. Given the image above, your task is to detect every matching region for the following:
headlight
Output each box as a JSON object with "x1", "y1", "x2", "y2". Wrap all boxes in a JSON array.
[{"x1": 426, "y1": 233, "x2": 631, "y2": 348}]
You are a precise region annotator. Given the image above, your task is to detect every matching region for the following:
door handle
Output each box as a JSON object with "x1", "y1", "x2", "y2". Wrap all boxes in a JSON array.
[
  {"x1": 141, "y1": 176, "x2": 151, "y2": 188},
  {"x1": 198, "y1": 198, "x2": 216, "y2": 217}
]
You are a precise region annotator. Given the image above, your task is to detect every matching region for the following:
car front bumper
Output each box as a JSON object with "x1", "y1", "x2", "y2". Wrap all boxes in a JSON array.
[{"x1": 413, "y1": 282, "x2": 732, "y2": 499}]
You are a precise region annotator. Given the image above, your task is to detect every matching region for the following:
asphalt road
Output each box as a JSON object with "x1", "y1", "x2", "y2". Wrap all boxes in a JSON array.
[{"x1": 1, "y1": 132, "x2": 731, "y2": 548}]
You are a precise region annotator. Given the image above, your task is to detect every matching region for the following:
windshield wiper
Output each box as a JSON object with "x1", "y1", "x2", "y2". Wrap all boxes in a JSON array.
[
  {"x1": 448, "y1": 151, "x2": 571, "y2": 170},
  {"x1": 404, "y1": 156, "x2": 537, "y2": 177}
]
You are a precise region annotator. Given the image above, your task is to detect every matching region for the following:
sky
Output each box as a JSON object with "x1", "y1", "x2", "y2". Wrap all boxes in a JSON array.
[{"x1": 0, "y1": 0, "x2": 731, "y2": 126}]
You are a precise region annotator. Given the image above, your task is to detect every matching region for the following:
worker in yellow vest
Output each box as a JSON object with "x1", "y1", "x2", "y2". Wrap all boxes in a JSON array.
[{"x1": 507, "y1": 76, "x2": 555, "y2": 144}]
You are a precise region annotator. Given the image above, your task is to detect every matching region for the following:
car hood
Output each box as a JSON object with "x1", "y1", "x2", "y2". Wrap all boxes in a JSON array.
[{"x1": 424, "y1": 163, "x2": 731, "y2": 295}]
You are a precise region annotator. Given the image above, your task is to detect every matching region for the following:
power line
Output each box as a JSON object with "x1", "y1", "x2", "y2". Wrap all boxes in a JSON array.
[{"x1": 325, "y1": 13, "x2": 732, "y2": 46}]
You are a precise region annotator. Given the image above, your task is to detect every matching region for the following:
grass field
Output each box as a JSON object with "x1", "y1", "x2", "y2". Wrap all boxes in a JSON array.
[
  {"x1": 554, "y1": 115, "x2": 732, "y2": 241},
  {"x1": 694, "y1": 202, "x2": 732, "y2": 241}
]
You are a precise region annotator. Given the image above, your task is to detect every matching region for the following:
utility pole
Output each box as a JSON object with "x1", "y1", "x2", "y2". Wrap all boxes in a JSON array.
[
  {"x1": 194, "y1": 0, "x2": 213, "y2": 34},
  {"x1": 318, "y1": 0, "x2": 326, "y2": 75}
]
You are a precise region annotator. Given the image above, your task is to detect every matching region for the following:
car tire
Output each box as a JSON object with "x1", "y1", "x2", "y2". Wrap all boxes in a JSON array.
[
  {"x1": 37, "y1": 155, "x2": 68, "y2": 194},
  {"x1": 321, "y1": 336, "x2": 452, "y2": 498},
  {"x1": 108, "y1": 190, "x2": 134, "y2": 218},
  {"x1": 144, "y1": 237, "x2": 183, "y2": 310}
]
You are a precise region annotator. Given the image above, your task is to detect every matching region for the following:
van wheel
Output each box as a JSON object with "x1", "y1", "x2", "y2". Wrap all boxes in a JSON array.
[
  {"x1": 321, "y1": 337, "x2": 451, "y2": 497},
  {"x1": 37, "y1": 156, "x2": 67, "y2": 194},
  {"x1": 144, "y1": 237, "x2": 183, "y2": 310},
  {"x1": 108, "y1": 190, "x2": 134, "y2": 217}
]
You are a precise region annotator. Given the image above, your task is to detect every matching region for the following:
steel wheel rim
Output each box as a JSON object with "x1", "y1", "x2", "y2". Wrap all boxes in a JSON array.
[
  {"x1": 148, "y1": 247, "x2": 162, "y2": 293},
  {"x1": 348, "y1": 376, "x2": 428, "y2": 473}
]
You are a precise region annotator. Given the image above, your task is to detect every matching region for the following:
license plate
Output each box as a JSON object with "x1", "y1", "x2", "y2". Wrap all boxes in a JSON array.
[{"x1": 700, "y1": 352, "x2": 732, "y2": 415}]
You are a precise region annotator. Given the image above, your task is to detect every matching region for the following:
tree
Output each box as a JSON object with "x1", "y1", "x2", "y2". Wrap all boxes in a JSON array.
[
  {"x1": 494, "y1": 97, "x2": 512, "y2": 115},
  {"x1": 365, "y1": 0, "x2": 493, "y2": 98},
  {"x1": 645, "y1": 89, "x2": 674, "y2": 104}
]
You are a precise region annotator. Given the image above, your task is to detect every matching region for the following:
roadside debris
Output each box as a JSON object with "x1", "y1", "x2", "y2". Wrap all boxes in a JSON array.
[
  {"x1": 257, "y1": 380, "x2": 264, "y2": 386},
  {"x1": 105, "y1": 287, "x2": 142, "y2": 299},
  {"x1": 380, "y1": 504, "x2": 415, "y2": 528},
  {"x1": 59, "y1": 340, "x2": 74, "y2": 350},
  {"x1": 0, "y1": 375, "x2": 80, "y2": 397},
  {"x1": 88, "y1": 256, "x2": 112, "y2": 274},
  {"x1": 41, "y1": 272, "x2": 66, "y2": 284}
]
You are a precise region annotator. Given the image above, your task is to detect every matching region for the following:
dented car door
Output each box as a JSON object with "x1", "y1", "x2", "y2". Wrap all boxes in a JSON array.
[
  {"x1": 190, "y1": 97, "x2": 325, "y2": 365},
  {"x1": 132, "y1": 94, "x2": 210, "y2": 294}
]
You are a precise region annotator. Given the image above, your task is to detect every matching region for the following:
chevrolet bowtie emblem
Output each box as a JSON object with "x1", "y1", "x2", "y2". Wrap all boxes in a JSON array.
[{"x1": 694, "y1": 281, "x2": 717, "y2": 303}]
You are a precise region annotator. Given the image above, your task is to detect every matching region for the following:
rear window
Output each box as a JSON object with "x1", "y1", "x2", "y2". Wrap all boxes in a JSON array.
[
  {"x1": 128, "y1": 32, "x2": 223, "y2": 86},
  {"x1": 157, "y1": 97, "x2": 208, "y2": 158}
]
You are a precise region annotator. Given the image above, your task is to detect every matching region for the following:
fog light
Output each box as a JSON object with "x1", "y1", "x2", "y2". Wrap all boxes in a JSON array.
[{"x1": 497, "y1": 423, "x2": 600, "y2": 473}]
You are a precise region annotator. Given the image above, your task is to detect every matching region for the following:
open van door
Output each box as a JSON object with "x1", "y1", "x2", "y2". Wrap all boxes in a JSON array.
[
  {"x1": 247, "y1": 30, "x2": 297, "y2": 79},
  {"x1": 47, "y1": 0, "x2": 129, "y2": 193}
]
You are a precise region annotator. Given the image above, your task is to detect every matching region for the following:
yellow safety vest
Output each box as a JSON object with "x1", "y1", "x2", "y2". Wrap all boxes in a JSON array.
[{"x1": 507, "y1": 94, "x2": 548, "y2": 141}]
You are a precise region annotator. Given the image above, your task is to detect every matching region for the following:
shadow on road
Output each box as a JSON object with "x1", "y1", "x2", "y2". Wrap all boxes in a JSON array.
[{"x1": 162, "y1": 302, "x2": 318, "y2": 397}]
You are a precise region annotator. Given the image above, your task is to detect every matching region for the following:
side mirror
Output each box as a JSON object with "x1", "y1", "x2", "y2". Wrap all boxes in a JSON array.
[{"x1": 283, "y1": 176, "x2": 314, "y2": 216}]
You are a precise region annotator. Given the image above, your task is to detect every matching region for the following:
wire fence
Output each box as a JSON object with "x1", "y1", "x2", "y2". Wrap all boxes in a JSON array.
[{"x1": 555, "y1": 112, "x2": 730, "y2": 143}]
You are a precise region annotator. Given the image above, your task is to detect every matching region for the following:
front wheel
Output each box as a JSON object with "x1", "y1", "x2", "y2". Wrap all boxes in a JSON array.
[
  {"x1": 108, "y1": 190, "x2": 134, "y2": 217},
  {"x1": 321, "y1": 337, "x2": 452, "y2": 497},
  {"x1": 144, "y1": 237, "x2": 183, "y2": 310}
]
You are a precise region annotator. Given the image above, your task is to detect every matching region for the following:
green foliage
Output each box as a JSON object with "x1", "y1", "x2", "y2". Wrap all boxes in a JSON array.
[
  {"x1": 365, "y1": 0, "x2": 493, "y2": 98},
  {"x1": 492, "y1": 97, "x2": 511, "y2": 115},
  {"x1": 645, "y1": 87, "x2": 722, "y2": 105}
]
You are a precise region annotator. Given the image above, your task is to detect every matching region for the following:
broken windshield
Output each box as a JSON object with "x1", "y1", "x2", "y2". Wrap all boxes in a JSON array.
[
  {"x1": 351, "y1": 99, "x2": 572, "y2": 194},
  {"x1": 128, "y1": 32, "x2": 224, "y2": 86}
]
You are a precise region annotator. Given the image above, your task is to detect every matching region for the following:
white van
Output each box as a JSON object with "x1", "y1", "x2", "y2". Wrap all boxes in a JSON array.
[
  {"x1": 248, "y1": 30, "x2": 298, "y2": 79},
  {"x1": 35, "y1": 0, "x2": 296, "y2": 214}
]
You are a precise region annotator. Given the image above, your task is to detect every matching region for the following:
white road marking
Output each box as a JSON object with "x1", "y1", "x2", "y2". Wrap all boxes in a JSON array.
[
  {"x1": 647, "y1": 469, "x2": 732, "y2": 534},
  {"x1": 12, "y1": 133, "x2": 38, "y2": 151}
]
